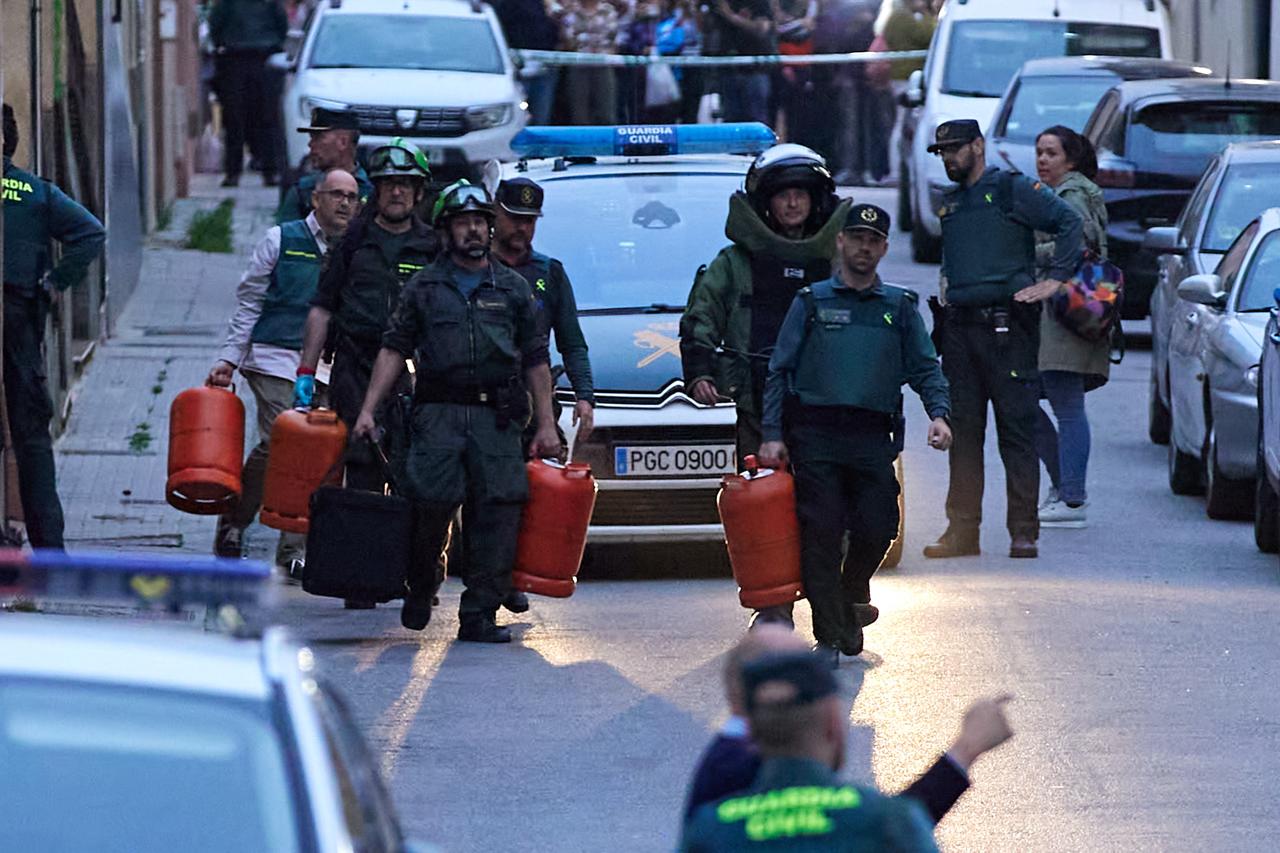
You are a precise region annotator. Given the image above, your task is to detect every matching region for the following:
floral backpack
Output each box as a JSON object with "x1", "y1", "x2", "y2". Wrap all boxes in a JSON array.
[{"x1": 1050, "y1": 251, "x2": 1124, "y2": 342}]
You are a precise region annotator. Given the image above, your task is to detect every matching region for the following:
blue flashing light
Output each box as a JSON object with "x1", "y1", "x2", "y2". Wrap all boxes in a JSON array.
[
  {"x1": 512, "y1": 123, "x2": 778, "y2": 160},
  {"x1": 0, "y1": 549, "x2": 270, "y2": 608}
]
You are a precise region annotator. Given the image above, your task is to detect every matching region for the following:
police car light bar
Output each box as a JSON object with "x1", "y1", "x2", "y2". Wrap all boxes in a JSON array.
[
  {"x1": 511, "y1": 123, "x2": 778, "y2": 160},
  {"x1": 0, "y1": 549, "x2": 271, "y2": 609}
]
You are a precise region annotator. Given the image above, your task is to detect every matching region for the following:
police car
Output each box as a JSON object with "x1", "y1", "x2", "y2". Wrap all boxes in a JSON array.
[
  {"x1": 0, "y1": 551, "x2": 433, "y2": 853},
  {"x1": 502, "y1": 125, "x2": 773, "y2": 547}
]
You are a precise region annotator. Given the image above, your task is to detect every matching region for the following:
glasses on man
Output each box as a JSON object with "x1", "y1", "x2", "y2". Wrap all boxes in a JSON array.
[{"x1": 317, "y1": 189, "x2": 359, "y2": 203}]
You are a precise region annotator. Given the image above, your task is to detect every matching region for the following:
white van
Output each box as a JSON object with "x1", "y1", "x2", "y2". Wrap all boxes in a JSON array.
[{"x1": 898, "y1": 0, "x2": 1172, "y2": 262}]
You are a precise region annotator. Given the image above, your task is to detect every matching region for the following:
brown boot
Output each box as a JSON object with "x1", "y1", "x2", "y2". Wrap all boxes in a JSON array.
[{"x1": 1009, "y1": 536, "x2": 1038, "y2": 558}]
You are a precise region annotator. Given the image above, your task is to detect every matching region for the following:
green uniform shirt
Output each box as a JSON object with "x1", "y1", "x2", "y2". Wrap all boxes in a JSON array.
[
  {"x1": 679, "y1": 757, "x2": 938, "y2": 852},
  {"x1": 3, "y1": 157, "x2": 105, "y2": 294},
  {"x1": 761, "y1": 274, "x2": 949, "y2": 443},
  {"x1": 508, "y1": 250, "x2": 594, "y2": 405},
  {"x1": 208, "y1": 0, "x2": 287, "y2": 52}
]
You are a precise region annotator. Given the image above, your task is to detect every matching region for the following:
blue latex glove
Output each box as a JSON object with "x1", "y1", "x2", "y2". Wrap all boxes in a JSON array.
[{"x1": 293, "y1": 374, "x2": 315, "y2": 408}]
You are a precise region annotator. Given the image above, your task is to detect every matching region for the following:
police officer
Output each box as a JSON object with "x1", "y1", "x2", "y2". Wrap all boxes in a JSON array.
[
  {"x1": 207, "y1": 169, "x2": 358, "y2": 568},
  {"x1": 353, "y1": 182, "x2": 561, "y2": 641},
  {"x1": 922, "y1": 120, "x2": 1083, "y2": 561},
  {"x1": 208, "y1": 0, "x2": 287, "y2": 187},
  {"x1": 2, "y1": 103, "x2": 105, "y2": 549},
  {"x1": 275, "y1": 108, "x2": 373, "y2": 225},
  {"x1": 759, "y1": 204, "x2": 951, "y2": 666},
  {"x1": 682, "y1": 143, "x2": 850, "y2": 629},
  {"x1": 298, "y1": 140, "x2": 437, "y2": 607},
  {"x1": 679, "y1": 650, "x2": 940, "y2": 852},
  {"x1": 491, "y1": 177, "x2": 595, "y2": 446}
]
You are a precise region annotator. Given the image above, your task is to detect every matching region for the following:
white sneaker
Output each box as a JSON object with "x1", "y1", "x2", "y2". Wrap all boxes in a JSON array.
[
  {"x1": 1038, "y1": 488, "x2": 1060, "y2": 511},
  {"x1": 1040, "y1": 500, "x2": 1088, "y2": 528}
]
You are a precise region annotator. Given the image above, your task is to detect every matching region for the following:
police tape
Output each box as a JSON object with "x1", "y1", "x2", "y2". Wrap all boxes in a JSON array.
[{"x1": 511, "y1": 48, "x2": 928, "y2": 69}]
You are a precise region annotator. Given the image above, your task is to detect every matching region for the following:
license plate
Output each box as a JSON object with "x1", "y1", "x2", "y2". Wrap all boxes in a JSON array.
[{"x1": 613, "y1": 445, "x2": 736, "y2": 477}]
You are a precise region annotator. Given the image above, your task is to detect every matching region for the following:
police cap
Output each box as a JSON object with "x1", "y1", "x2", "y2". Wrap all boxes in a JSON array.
[
  {"x1": 843, "y1": 203, "x2": 890, "y2": 239},
  {"x1": 927, "y1": 119, "x2": 982, "y2": 153},
  {"x1": 496, "y1": 178, "x2": 544, "y2": 218},
  {"x1": 297, "y1": 107, "x2": 361, "y2": 134},
  {"x1": 743, "y1": 651, "x2": 839, "y2": 714}
]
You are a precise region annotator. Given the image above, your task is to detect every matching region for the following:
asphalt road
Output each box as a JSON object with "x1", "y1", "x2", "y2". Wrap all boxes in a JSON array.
[{"x1": 274, "y1": 187, "x2": 1280, "y2": 852}]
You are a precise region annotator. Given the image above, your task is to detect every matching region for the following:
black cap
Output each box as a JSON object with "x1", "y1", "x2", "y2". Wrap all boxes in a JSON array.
[
  {"x1": 297, "y1": 107, "x2": 360, "y2": 134},
  {"x1": 496, "y1": 178, "x2": 544, "y2": 217},
  {"x1": 927, "y1": 119, "x2": 982, "y2": 153},
  {"x1": 844, "y1": 203, "x2": 890, "y2": 238},
  {"x1": 742, "y1": 651, "x2": 839, "y2": 714}
]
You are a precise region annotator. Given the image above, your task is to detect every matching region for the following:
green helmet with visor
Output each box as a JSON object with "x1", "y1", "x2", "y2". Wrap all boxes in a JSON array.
[
  {"x1": 431, "y1": 180, "x2": 495, "y2": 226},
  {"x1": 366, "y1": 137, "x2": 431, "y2": 181}
]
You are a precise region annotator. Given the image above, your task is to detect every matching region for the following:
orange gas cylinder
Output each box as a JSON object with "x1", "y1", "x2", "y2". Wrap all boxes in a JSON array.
[
  {"x1": 166, "y1": 386, "x2": 246, "y2": 515},
  {"x1": 512, "y1": 460, "x2": 598, "y2": 598},
  {"x1": 260, "y1": 408, "x2": 348, "y2": 533},
  {"x1": 717, "y1": 455, "x2": 805, "y2": 609}
]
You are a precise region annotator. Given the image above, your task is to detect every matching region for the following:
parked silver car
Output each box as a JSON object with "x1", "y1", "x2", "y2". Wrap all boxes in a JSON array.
[
  {"x1": 1145, "y1": 141, "x2": 1280, "y2": 446},
  {"x1": 1166, "y1": 207, "x2": 1280, "y2": 519},
  {"x1": 1256, "y1": 283, "x2": 1280, "y2": 555}
]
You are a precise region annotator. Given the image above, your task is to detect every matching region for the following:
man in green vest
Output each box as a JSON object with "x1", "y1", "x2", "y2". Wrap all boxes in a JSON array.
[
  {"x1": 276, "y1": 108, "x2": 373, "y2": 224},
  {"x1": 759, "y1": 204, "x2": 951, "y2": 666},
  {"x1": 681, "y1": 143, "x2": 850, "y2": 630},
  {"x1": 921, "y1": 120, "x2": 1082, "y2": 561},
  {"x1": 3, "y1": 103, "x2": 105, "y2": 549},
  {"x1": 680, "y1": 650, "x2": 941, "y2": 851},
  {"x1": 297, "y1": 140, "x2": 438, "y2": 608},
  {"x1": 206, "y1": 169, "x2": 358, "y2": 568}
]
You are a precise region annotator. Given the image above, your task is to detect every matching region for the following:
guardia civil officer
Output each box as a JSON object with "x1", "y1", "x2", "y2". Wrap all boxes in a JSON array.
[
  {"x1": 297, "y1": 140, "x2": 437, "y2": 607},
  {"x1": 921, "y1": 120, "x2": 1083, "y2": 561},
  {"x1": 207, "y1": 0, "x2": 287, "y2": 187},
  {"x1": 681, "y1": 143, "x2": 850, "y2": 630},
  {"x1": 353, "y1": 182, "x2": 561, "y2": 641},
  {"x1": 759, "y1": 204, "x2": 951, "y2": 666},
  {"x1": 207, "y1": 169, "x2": 358, "y2": 568},
  {"x1": 2, "y1": 103, "x2": 105, "y2": 549},
  {"x1": 275, "y1": 108, "x2": 373, "y2": 225}
]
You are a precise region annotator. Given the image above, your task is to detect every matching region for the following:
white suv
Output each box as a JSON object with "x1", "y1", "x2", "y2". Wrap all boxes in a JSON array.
[{"x1": 276, "y1": 0, "x2": 528, "y2": 176}]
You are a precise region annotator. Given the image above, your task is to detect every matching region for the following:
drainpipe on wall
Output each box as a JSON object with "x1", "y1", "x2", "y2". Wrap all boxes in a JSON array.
[{"x1": 29, "y1": 0, "x2": 43, "y2": 175}]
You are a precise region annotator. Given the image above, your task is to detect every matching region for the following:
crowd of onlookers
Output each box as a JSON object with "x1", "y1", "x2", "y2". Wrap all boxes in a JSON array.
[{"x1": 495, "y1": 0, "x2": 943, "y2": 186}]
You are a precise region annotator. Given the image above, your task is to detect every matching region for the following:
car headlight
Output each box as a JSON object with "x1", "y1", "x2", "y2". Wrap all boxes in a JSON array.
[
  {"x1": 465, "y1": 103, "x2": 512, "y2": 131},
  {"x1": 299, "y1": 95, "x2": 349, "y2": 118},
  {"x1": 1246, "y1": 365, "x2": 1260, "y2": 389}
]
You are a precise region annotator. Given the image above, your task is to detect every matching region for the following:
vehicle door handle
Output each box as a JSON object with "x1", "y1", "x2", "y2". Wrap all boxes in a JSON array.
[
  {"x1": 1271, "y1": 332, "x2": 1280, "y2": 345},
  {"x1": 1185, "y1": 312, "x2": 1199, "y2": 326}
]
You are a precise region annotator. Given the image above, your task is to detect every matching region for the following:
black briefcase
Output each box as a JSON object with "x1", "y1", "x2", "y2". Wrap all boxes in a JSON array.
[{"x1": 302, "y1": 445, "x2": 412, "y2": 603}]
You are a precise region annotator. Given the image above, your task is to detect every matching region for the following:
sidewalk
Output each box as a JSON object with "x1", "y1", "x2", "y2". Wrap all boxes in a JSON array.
[{"x1": 56, "y1": 173, "x2": 281, "y2": 555}]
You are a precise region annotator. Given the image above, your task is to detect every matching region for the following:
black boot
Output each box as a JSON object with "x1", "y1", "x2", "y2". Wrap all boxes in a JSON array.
[
  {"x1": 811, "y1": 641, "x2": 840, "y2": 670},
  {"x1": 502, "y1": 590, "x2": 530, "y2": 613},
  {"x1": 922, "y1": 529, "x2": 981, "y2": 559},
  {"x1": 457, "y1": 612, "x2": 512, "y2": 643},
  {"x1": 401, "y1": 593, "x2": 433, "y2": 631}
]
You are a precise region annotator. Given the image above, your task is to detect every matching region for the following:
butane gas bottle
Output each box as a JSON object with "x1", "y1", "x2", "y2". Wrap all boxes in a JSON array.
[
  {"x1": 166, "y1": 386, "x2": 245, "y2": 515},
  {"x1": 512, "y1": 460, "x2": 598, "y2": 598},
  {"x1": 260, "y1": 408, "x2": 348, "y2": 533},
  {"x1": 717, "y1": 455, "x2": 805, "y2": 609}
]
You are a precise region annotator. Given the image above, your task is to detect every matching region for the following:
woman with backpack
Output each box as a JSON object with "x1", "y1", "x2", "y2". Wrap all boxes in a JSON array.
[{"x1": 1032, "y1": 125, "x2": 1111, "y2": 529}]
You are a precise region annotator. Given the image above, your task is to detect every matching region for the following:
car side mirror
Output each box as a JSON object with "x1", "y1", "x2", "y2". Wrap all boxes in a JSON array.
[
  {"x1": 901, "y1": 70, "x2": 924, "y2": 108},
  {"x1": 1142, "y1": 226, "x2": 1185, "y2": 256},
  {"x1": 1177, "y1": 273, "x2": 1226, "y2": 307},
  {"x1": 268, "y1": 51, "x2": 295, "y2": 73}
]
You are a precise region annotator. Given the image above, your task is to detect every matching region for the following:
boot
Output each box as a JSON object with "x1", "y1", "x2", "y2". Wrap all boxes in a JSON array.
[
  {"x1": 502, "y1": 590, "x2": 530, "y2": 613},
  {"x1": 1009, "y1": 536, "x2": 1038, "y2": 559},
  {"x1": 845, "y1": 601, "x2": 879, "y2": 628},
  {"x1": 811, "y1": 641, "x2": 840, "y2": 670},
  {"x1": 922, "y1": 529, "x2": 981, "y2": 559},
  {"x1": 213, "y1": 520, "x2": 244, "y2": 559},
  {"x1": 457, "y1": 612, "x2": 512, "y2": 644},
  {"x1": 400, "y1": 593, "x2": 433, "y2": 631}
]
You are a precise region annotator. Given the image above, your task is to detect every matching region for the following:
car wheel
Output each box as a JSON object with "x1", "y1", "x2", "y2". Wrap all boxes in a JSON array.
[
  {"x1": 911, "y1": 215, "x2": 942, "y2": 264},
  {"x1": 1148, "y1": 366, "x2": 1171, "y2": 445},
  {"x1": 1254, "y1": 441, "x2": 1279, "y2": 553},
  {"x1": 1167, "y1": 413, "x2": 1204, "y2": 496},
  {"x1": 880, "y1": 456, "x2": 906, "y2": 570},
  {"x1": 897, "y1": 166, "x2": 912, "y2": 231},
  {"x1": 1204, "y1": 426, "x2": 1253, "y2": 520}
]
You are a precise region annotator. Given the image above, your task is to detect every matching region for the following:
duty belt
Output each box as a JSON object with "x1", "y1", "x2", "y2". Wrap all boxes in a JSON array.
[
  {"x1": 945, "y1": 304, "x2": 1010, "y2": 325},
  {"x1": 417, "y1": 385, "x2": 503, "y2": 407},
  {"x1": 791, "y1": 404, "x2": 893, "y2": 433}
]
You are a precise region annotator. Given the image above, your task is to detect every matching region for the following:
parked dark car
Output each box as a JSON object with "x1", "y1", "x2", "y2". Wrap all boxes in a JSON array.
[
  {"x1": 1257, "y1": 282, "x2": 1280, "y2": 556},
  {"x1": 1081, "y1": 78, "x2": 1280, "y2": 318},
  {"x1": 986, "y1": 57, "x2": 1210, "y2": 176},
  {"x1": 1144, "y1": 141, "x2": 1280, "y2": 446}
]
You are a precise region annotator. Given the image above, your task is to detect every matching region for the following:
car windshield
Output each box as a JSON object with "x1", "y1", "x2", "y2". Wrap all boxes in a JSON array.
[
  {"x1": 1203, "y1": 164, "x2": 1280, "y2": 252},
  {"x1": 310, "y1": 14, "x2": 504, "y2": 73},
  {"x1": 942, "y1": 22, "x2": 1161, "y2": 98},
  {"x1": 1002, "y1": 76, "x2": 1118, "y2": 142},
  {"x1": 533, "y1": 172, "x2": 740, "y2": 311},
  {"x1": 1237, "y1": 230, "x2": 1280, "y2": 312},
  {"x1": 1128, "y1": 102, "x2": 1280, "y2": 176},
  {"x1": 0, "y1": 679, "x2": 304, "y2": 852}
]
